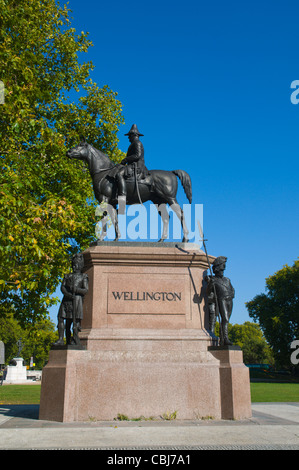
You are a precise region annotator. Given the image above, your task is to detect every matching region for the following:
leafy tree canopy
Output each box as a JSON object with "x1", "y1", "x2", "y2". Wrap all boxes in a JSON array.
[
  {"x1": 0, "y1": 0, "x2": 125, "y2": 325},
  {"x1": 215, "y1": 321, "x2": 274, "y2": 364},
  {"x1": 246, "y1": 260, "x2": 299, "y2": 369},
  {"x1": 0, "y1": 313, "x2": 57, "y2": 369}
]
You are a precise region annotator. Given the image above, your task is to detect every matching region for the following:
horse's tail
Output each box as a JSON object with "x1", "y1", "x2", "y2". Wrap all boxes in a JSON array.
[{"x1": 172, "y1": 170, "x2": 192, "y2": 203}]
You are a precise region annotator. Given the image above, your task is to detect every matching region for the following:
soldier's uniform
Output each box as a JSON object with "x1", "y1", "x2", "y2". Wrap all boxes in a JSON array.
[
  {"x1": 59, "y1": 271, "x2": 89, "y2": 321},
  {"x1": 122, "y1": 134, "x2": 148, "y2": 179},
  {"x1": 115, "y1": 125, "x2": 149, "y2": 211},
  {"x1": 54, "y1": 253, "x2": 88, "y2": 346},
  {"x1": 206, "y1": 256, "x2": 235, "y2": 345}
]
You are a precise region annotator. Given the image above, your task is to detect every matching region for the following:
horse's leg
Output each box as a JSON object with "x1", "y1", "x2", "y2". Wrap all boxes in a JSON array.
[
  {"x1": 169, "y1": 199, "x2": 189, "y2": 242},
  {"x1": 155, "y1": 203, "x2": 169, "y2": 242},
  {"x1": 106, "y1": 203, "x2": 121, "y2": 241},
  {"x1": 95, "y1": 194, "x2": 109, "y2": 241},
  {"x1": 98, "y1": 212, "x2": 108, "y2": 241}
]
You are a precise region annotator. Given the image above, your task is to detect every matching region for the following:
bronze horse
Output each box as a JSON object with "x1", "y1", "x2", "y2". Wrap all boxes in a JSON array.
[{"x1": 66, "y1": 140, "x2": 192, "y2": 242}]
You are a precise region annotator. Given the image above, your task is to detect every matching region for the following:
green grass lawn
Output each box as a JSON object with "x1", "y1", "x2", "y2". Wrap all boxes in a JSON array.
[
  {"x1": 0, "y1": 382, "x2": 299, "y2": 405},
  {"x1": 0, "y1": 385, "x2": 41, "y2": 404},
  {"x1": 250, "y1": 382, "x2": 299, "y2": 403}
]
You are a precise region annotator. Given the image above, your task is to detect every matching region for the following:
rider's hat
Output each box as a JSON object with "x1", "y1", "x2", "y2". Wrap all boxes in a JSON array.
[{"x1": 125, "y1": 124, "x2": 144, "y2": 136}]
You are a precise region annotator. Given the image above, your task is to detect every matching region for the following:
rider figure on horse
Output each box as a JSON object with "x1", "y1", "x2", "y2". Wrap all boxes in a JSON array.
[{"x1": 116, "y1": 124, "x2": 149, "y2": 212}]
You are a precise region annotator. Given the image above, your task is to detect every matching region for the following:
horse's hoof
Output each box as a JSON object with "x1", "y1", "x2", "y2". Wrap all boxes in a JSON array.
[
  {"x1": 182, "y1": 237, "x2": 189, "y2": 243},
  {"x1": 158, "y1": 238, "x2": 165, "y2": 243}
]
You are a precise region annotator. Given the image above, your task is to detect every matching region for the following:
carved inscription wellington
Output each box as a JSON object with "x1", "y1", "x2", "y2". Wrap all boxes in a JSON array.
[
  {"x1": 108, "y1": 277, "x2": 187, "y2": 315},
  {"x1": 112, "y1": 291, "x2": 182, "y2": 301}
]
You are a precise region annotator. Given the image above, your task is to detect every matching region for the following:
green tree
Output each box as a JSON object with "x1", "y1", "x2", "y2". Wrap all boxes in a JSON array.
[
  {"x1": 229, "y1": 322, "x2": 274, "y2": 365},
  {"x1": 246, "y1": 260, "x2": 299, "y2": 369},
  {"x1": 0, "y1": 313, "x2": 57, "y2": 368},
  {"x1": 0, "y1": 312, "x2": 24, "y2": 362},
  {"x1": 215, "y1": 321, "x2": 274, "y2": 364},
  {"x1": 0, "y1": 0, "x2": 125, "y2": 325},
  {"x1": 21, "y1": 318, "x2": 58, "y2": 369}
]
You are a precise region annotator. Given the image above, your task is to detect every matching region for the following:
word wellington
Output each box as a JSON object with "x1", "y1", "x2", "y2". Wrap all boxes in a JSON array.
[{"x1": 112, "y1": 291, "x2": 182, "y2": 302}]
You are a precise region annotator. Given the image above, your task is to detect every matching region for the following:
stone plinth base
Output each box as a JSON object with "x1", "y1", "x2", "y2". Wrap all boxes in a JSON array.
[
  {"x1": 39, "y1": 329, "x2": 251, "y2": 422},
  {"x1": 39, "y1": 243, "x2": 251, "y2": 422},
  {"x1": 209, "y1": 346, "x2": 252, "y2": 420},
  {"x1": 5, "y1": 358, "x2": 27, "y2": 383}
]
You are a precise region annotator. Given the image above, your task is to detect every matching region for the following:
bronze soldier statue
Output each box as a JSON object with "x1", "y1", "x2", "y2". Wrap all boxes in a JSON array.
[
  {"x1": 116, "y1": 124, "x2": 149, "y2": 212},
  {"x1": 53, "y1": 253, "x2": 88, "y2": 347},
  {"x1": 205, "y1": 256, "x2": 235, "y2": 346}
]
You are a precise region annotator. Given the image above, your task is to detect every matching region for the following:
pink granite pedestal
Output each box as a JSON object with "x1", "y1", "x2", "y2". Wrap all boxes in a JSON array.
[{"x1": 39, "y1": 242, "x2": 251, "y2": 422}]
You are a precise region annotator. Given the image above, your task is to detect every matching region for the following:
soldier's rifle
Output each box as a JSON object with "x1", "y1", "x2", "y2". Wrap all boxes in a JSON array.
[{"x1": 72, "y1": 274, "x2": 80, "y2": 345}]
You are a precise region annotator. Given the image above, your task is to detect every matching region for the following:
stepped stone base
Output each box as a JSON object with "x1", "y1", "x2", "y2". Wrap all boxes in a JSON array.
[{"x1": 39, "y1": 243, "x2": 251, "y2": 422}]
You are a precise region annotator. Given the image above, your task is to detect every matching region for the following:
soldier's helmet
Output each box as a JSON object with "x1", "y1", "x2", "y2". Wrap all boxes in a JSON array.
[
  {"x1": 212, "y1": 256, "x2": 227, "y2": 273},
  {"x1": 72, "y1": 253, "x2": 84, "y2": 271}
]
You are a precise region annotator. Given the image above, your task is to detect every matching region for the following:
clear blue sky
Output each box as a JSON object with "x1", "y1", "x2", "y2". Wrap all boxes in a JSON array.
[{"x1": 50, "y1": 0, "x2": 299, "y2": 325}]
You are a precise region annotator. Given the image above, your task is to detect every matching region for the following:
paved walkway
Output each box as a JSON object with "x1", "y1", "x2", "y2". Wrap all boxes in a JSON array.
[{"x1": 0, "y1": 403, "x2": 299, "y2": 450}]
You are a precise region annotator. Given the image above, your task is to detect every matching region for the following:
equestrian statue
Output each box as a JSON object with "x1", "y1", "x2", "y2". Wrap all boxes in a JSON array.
[{"x1": 66, "y1": 124, "x2": 192, "y2": 242}]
